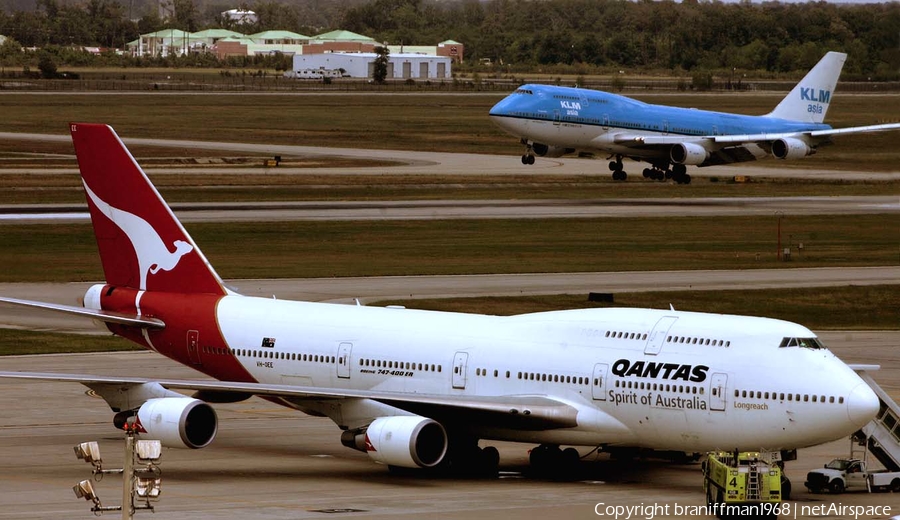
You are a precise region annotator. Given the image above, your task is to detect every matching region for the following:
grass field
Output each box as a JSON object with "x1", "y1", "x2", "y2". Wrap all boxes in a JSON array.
[
  {"x1": 0, "y1": 171, "x2": 896, "y2": 204},
  {"x1": 0, "y1": 214, "x2": 895, "y2": 282},
  {"x1": 1, "y1": 92, "x2": 898, "y2": 171}
]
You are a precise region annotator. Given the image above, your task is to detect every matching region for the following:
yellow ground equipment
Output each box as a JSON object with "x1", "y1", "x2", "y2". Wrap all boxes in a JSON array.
[{"x1": 702, "y1": 451, "x2": 783, "y2": 519}]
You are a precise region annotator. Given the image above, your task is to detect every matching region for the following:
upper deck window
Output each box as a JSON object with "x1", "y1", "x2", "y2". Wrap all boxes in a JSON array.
[
  {"x1": 514, "y1": 88, "x2": 533, "y2": 95},
  {"x1": 778, "y1": 337, "x2": 825, "y2": 349}
]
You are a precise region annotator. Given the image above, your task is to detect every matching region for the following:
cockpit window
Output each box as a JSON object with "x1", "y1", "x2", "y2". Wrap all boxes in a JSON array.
[
  {"x1": 779, "y1": 337, "x2": 825, "y2": 349},
  {"x1": 514, "y1": 88, "x2": 533, "y2": 95}
]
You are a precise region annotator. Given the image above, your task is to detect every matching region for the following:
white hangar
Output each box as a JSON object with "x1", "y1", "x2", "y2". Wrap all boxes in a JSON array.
[{"x1": 290, "y1": 52, "x2": 452, "y2": 80}]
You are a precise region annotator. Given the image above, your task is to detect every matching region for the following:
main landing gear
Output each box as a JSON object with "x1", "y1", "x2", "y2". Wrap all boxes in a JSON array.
[
  {"x1": 529, "y1": 444, "x2": 582, "y2": 479},
  {"x1": 609, "y1": 156, "x2": 627, "y2": 181},
  {"x1": 642, "y1": 163, "x2": 692, "y2": 184}
]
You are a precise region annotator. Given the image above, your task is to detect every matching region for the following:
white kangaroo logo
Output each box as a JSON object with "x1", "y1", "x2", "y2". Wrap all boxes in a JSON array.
[{"x1": 83, "y1": 181, "x2": 193, "y2": 290}]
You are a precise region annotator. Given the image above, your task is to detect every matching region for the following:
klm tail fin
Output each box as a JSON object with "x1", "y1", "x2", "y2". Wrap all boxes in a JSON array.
[
  {"x1": 69, "y1": 123, "x2": 227, "y2": 295},
  {"x1": 766, "y1": 51, "x2": 846, "y2": 124}
]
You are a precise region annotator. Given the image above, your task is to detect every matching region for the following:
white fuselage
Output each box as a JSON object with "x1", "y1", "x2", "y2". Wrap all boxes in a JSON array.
[{"x1": 206, "y1": 295, "x2": 876, "y2": 452}]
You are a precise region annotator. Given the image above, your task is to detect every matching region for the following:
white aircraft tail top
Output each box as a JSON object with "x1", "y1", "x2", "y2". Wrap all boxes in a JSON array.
[{"x1": 767, "y1": 51, "x2": 846, "y2": 124}]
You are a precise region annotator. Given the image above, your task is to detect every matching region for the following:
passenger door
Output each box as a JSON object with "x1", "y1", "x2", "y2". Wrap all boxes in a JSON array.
[
  {"x1": 452, "y1": 352, "x2": 468, "y2": 389},
  {"x1": 187, "y1": 330, "x2": 201, "y2": 365},
  {"x1": 337, "y1": 342, "x2": 352, "y2": 379},
  {"x1": 591, "y1": 363, "x2": 608, "y2": 400},
  {"x1": 709, "y1": 372, "x2": 728, "y2": 411},
  {"x1": 644, "y1": 316, "x2": 677, "y2": 355}
]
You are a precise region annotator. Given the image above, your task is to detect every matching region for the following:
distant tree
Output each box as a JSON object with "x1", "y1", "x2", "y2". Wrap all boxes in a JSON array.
[
  {"x1": 170, "y1": 0, "x2": 199, "y2": 32},
  {"x1": 0, "y1": 37, "x2": 23, "y2": 72},
  {"x1": 37, "y1": 49, "x2": 58, "y2": 78},
  {"x1": 372, "y1": 44, "x2": 389, "y2": 84}
]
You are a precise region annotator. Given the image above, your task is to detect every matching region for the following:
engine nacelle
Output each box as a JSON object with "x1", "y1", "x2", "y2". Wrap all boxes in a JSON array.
[
  {"x1": 136, "y1": 397, "x2": 218, "y2": 449},
  {"x1": 670, "y1": 142, "x2": 710, "y2": 165},
  {"x1": 82, "y1": 283, "x2": 110, "y2": 332},
  {"x1": 772, "y1": 138, "x2": 813, "y2": 160},
  {"x1": 344, "y1": 416, "x2": 448, "y2": 468},
  {"x1": 532, "y1": 143, "x2": 574, "y2": 158}
]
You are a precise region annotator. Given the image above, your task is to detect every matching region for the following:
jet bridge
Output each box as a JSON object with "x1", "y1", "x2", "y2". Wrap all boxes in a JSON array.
[{"x1": 852, "y1": 369, "x2": 900, "y2": 472}]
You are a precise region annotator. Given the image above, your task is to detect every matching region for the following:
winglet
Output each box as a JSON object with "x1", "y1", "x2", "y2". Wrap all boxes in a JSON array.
[
  {"x1": 69, "y1": 123, "x2": 226, "y2": 295},
  {"x1": 766, "y1": 52, "x2": 846, "y2": 124}
]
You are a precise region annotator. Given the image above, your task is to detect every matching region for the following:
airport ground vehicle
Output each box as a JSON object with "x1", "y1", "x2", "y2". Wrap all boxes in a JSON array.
[
  {"x1": 703, "y1": 451, "x2": 783, "y2": 519},
  {"x1": 804, "y1": 458, "x2": 900, "y2": 493}
]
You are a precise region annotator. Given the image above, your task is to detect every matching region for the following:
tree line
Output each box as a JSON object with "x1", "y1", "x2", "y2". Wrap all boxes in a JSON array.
[{"x1": 1, "y1": 0, "x2": 898, "y2": 79}]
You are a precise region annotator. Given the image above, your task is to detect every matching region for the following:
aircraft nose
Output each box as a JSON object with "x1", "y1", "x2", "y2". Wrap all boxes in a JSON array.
[{"x1": 847, "y1": 382, "x2": 879, "y2": 428}]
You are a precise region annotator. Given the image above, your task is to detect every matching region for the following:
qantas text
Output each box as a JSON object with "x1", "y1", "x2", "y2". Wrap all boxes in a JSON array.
[{"x1": 611, "y1": 359, "x2": 709, "y2": 383}]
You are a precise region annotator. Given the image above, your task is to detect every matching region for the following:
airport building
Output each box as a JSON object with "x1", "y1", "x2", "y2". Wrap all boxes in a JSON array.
[
  {"x1": 289, "y1": 52, "x2": 452, "y2": 80},
  {"x1": 125, "y1": 27, "x2": 463, "y2": 65}
]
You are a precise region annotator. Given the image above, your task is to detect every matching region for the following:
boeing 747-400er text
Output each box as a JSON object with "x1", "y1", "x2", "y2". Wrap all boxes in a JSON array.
[
  {"x1": 489, "y1": 52, "x2": 900, "y2": 184},
  {"x1": 0, "y1": 124, "x2": 880, "y2": 481}
]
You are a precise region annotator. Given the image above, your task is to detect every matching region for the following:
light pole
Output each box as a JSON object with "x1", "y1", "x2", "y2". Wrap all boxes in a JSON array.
[
  {"x1": 72, "y1": 420, "x2": 162, "y2": 519},
  {"x1": 775, "y1": 211, "x2": 784, "y2": 261}
]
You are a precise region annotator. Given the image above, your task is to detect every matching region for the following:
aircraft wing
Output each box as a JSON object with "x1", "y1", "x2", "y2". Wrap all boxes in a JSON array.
[
  {"x1": 809, "y1": 122, "x2": 900, "y2": 137},
  {"x1": 0, "y1": 371, "x2": 589, "y2": 431},
  {"x1": 0, "y1": 296, "x2": 165, "y2": 329},
  {"x1": 614, "y1": 122, "x2": 900, "y2": 146}
]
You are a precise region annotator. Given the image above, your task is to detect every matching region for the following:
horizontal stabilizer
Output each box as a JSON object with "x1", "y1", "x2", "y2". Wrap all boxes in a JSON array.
[
  {"x1": 848, "y1": 364, "x2": 881, "y2": 373},
  {"x1": 0, "y1": 296, "x2": 165, "y2": 329}
]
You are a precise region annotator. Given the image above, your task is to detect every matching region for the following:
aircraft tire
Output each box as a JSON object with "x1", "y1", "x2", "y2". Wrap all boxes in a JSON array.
[
  {"x1": 482, "y1": 446, "x2": 500, "y2": 473},
  {"x1": 683, "y1": 174, "x2": 691, "y2": 184}
]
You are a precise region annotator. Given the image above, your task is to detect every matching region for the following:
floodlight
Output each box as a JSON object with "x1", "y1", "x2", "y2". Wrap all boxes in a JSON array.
[
  {"x1": 134, "y1": 475, "x2": 161, "y2": 501},
  {"x1": 135, "y1": 440, "x2": 162, "y2": 463},
  {"x1": 73, "y1": 479, "x2": 97, "y2": 501},
  {"x1": 74, "y1": 441, "x2": 101, "y2": 466}
]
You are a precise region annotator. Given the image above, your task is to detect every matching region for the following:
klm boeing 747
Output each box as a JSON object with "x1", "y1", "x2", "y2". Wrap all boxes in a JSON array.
[{"x1": 489, "y1": 52, "x2": 900, "y2": 184}]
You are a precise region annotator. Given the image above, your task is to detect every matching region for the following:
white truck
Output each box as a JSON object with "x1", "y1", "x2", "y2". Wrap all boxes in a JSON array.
[{"x1": 804, "y1": 458, "x2": 900, "y2": 493}]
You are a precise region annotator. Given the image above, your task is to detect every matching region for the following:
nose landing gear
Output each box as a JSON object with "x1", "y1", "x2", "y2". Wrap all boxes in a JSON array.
[{"x1": 521, "y1": 140, "x2": 536, "y2": 165}]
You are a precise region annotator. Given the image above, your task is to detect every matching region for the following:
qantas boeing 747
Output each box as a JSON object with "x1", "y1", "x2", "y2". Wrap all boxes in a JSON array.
[
  {"x1": 0, "y1": 124, "x2": 880, "y2": 480},
  {"x1": 489, "y1": 51, "x2": 900, "y2": 184}
]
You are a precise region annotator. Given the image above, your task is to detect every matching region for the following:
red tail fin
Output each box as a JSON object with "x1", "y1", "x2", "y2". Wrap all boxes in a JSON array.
[{"x1": 70, "y1": 123, "x2": 226, "y2": 295}]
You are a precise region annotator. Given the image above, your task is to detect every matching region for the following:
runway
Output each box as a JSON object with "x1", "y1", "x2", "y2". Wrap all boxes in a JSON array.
[
  {"x1": 1, "y1": 266, "x2": 897, "y2": 334},
  {"x1": 0, "y1": 196, "x2": 897, "y2": 224},
  {"x1": 2, "y1": 130, "x2": 899, "y2": 180},
  {"x1": 1, "y1": 332, "x2": 897, "y2": 520}
]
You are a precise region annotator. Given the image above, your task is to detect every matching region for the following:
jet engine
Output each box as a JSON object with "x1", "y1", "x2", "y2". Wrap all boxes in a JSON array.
[
  {"x1": 772, "y1": 138, "x2": 814, "y2": 160},
  {"x1": 132, "y1": 397, "x2": 218, "y2": 449},
  {"x1": 341, "y1": 415, "x2": 448, "y2": 468},
  {"x1": 532, "y1": 143, "x2": 574, "y2": 158},
  {"x1": 670, "y1": 143, "x2": 710, "y2": 165}
]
